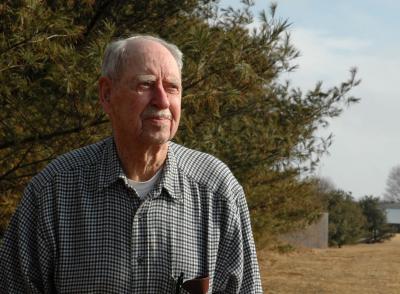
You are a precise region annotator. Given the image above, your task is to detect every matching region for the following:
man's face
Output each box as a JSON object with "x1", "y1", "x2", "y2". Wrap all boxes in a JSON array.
[{"x1": 100, "y1": 40, "x2": 182, "y2": 146}]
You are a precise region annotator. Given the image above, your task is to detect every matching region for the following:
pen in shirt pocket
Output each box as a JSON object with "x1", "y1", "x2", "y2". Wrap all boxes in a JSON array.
[
  {"x1": 175, "y1": 272, "x2": 185, "y2": 294},
  {"x1": 175, "y1": 272, "x2": 210, "y2": 294}
]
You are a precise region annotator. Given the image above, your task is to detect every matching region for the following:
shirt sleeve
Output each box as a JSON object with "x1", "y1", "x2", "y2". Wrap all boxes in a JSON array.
[
  {"x1": 0, "y1": 183, "x2": 56, "y2": 293},
  {"x1": 212, "y1": 186, "x2": 263, "y2": 293}
]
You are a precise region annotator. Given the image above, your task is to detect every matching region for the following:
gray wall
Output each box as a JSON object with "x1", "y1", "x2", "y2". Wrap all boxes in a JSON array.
[
  {"x1": 280, "y1": 213, "x2": 329, "y2": 249},
  {"x1": 386, "y1": 209, "x2": 400, "y2": 224}
]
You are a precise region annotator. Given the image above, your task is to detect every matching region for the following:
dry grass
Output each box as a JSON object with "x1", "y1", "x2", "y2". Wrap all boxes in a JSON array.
[{"x1": 259, "y1": 234, "x2": 400, "y2": 294}]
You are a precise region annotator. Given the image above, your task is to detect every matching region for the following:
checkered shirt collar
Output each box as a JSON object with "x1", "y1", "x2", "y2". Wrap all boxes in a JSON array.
[{"x1": 97, "y1": 137, "x2": 182, "y2": 202}]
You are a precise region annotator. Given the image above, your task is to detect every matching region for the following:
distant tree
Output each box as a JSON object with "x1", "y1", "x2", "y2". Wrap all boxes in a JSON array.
[
  {"x1": 248, "y1": 173, "x2": 325, "y2": 247},
  {"x1": 358, "y1": 196, "x2": 394, "y2": 242},
  {"x1": 384, "y1": 165, "x2": 400, "y2": 202},
  {"x1": 323, "y1": 190, "x2": 366, "y2": 248},
  {"x1": 313, "y1": 177, "x2": 337, "y2": 212},
  {"x1": 314, "y1": 177, "x2": 336, "y2": 196}
]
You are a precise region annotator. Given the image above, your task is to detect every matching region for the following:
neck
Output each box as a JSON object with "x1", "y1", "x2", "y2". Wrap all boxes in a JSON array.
[{"x1": 114, "y1": 136, "x2": 168, "y2": 181}]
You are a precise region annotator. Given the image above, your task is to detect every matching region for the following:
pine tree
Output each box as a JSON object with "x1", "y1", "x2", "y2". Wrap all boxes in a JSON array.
[{"x1": 0, "y1": 1, "x2": 359, "y2": 245}]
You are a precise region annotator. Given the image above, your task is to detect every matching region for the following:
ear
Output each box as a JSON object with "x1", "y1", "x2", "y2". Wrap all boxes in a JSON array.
[{"x1": 99, "y1": 76, "x2": 113, "y2": 114}]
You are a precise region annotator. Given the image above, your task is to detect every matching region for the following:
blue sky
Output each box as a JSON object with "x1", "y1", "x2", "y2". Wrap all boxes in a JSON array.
[{"x1": 221, "y1": 0, "x2": 400, "y2": 199}]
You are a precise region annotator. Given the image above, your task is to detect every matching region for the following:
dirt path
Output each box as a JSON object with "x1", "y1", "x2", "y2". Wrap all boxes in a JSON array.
[{"x1": 259, "y1": 234, "x2": 400, "y2": 293}]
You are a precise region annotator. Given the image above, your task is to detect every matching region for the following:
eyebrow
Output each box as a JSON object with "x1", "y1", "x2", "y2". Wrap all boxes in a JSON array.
[
  {"x1": 136, "y1": 75, "x2": 181, "y2": 86},
  {"x1": 136, "y1": 75, "x2": 157, "y2": 82},
  {"x1": 166, "y1": 78, "x2": 181, "y2": 85}
]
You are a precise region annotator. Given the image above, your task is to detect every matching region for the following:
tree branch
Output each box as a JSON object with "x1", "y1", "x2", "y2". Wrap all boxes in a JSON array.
[
  {"x1": 82, "y1": 0, "x2": 115, "y2": 39},
  {"x1": 0, "y1": 144, "x2": 34, "y2": 180},
  {"x1": 0, "y1": 118, "x2": 109, "y2": 150}
]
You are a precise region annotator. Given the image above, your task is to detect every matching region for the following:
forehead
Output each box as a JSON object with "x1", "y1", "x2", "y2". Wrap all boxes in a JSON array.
[{"x1": 123, "y1": 40, "x2": 180, "y2": 79}]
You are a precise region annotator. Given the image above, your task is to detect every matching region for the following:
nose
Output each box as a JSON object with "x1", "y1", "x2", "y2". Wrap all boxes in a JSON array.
[{"x1": 151, "y1": 81, "x2": 170, "y2": 109}]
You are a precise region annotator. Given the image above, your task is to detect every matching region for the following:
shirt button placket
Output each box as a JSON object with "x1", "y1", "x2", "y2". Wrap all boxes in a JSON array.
[
  {"x1": 131, "y1": 199, "x2": 150, "y2": 289},
  {"x1": 136, "y1": 255, "x2": 145, "y2": 264}
]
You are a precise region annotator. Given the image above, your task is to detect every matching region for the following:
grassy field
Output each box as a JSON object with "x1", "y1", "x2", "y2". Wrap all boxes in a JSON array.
[{"x1": 259, "y1": 234, "x2": 400, "y2": 294}]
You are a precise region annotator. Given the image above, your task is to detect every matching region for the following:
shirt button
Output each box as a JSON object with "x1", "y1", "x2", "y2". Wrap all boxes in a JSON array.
[{"x1": 137, "y1": 255, "x2": 145, "y2": 264}]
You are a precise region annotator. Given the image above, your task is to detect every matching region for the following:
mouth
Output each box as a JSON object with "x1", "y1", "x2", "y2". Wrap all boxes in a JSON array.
[
  {"x1": 144, "y1": 115, "x2": 171, "y2": 121},
  {"x1": 143, "y1": 115, "x2": 172, "y2": 126}
]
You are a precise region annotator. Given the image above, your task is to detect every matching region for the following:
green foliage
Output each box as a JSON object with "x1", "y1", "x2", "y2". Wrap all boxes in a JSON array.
[
  {"x1": 0, "y1": 1, "x2": 359, "y2": 245},
  {"x1": 274, "y1": 243, "x2": 295, "y2": 254},
  {"x1": 322, "y1": 190, "x2": 366, "y2": 248},
  {"x1": 358, "y1": 196, "x2": 395, "y2": 242},
  {"x1": 248, "y1": 172, "x2": 324, "y2": 247}
]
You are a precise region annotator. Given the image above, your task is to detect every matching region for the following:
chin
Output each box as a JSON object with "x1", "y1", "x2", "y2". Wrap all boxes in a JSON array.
[{"x1": 142, "y1": 133, "x2": 171, "y2": 145}]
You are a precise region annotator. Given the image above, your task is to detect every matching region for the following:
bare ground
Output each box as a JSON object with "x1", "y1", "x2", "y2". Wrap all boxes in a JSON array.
[{"x1": 259, "y1": 234, "x2": 400, "y2": 294}]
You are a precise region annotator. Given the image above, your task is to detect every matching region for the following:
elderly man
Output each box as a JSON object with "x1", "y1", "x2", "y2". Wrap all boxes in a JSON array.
[{"x1": 0, "y1": 35, "x2": 262, "y2": 293}]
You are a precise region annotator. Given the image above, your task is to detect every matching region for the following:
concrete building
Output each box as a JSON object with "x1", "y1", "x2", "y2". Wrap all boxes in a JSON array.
[
  {"x1": 280, "y1": 213, "x2": 329, "y2": 249},
  {"x1": 380, "y1": 202, "x2": 400, "y2": 231}
]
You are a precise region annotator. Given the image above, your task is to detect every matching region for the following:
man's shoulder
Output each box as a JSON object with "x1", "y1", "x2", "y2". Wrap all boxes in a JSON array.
[
  {"x1": 32, "y1": 137, "x2": 110, "y2": 188},
  {"x1": 169, "y1": 142, "x2": 241, "y2": 193}
]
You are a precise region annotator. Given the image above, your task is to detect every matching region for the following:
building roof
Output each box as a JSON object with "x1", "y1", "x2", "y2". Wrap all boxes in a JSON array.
[{"x1": 379, "y1": 202, "x2": 400, "y2": 210}]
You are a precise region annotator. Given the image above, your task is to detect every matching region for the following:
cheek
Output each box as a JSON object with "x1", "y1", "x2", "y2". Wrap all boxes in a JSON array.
[
  {"x1": 171, "y1": 98, "x2": 181, "y2": 120},
  {"x1": 111, "y1": 99, "x2": 147, "y2": 130},
  {"x1": 123, "y1": 97, "x2": 148, "y2": 117}
]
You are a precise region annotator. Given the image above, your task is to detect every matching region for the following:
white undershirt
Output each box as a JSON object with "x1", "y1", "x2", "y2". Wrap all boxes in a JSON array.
[{"x1": 127, "y1": 168, "x2": 163, "y2": 199}]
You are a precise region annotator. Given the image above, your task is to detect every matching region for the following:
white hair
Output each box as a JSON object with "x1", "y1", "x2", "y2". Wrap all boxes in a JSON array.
[{"x1": 101, "y1": 35, "x2": 183, "y2": 79}]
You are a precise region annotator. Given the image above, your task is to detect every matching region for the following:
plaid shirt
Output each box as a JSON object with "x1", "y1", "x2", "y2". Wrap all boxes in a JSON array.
[{"x1": 0, "y1": 137, "x2": 262, "y2": 293}]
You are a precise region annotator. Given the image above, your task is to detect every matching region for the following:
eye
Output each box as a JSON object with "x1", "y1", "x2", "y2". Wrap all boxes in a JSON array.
[
  {"x1": 137, "y1": 81, "x2": 154, "y2": 92},
  {"x1": 141, "y1": 81, "x2": 153, "y2": 88},
  {"x1": 165, "y1": 83, "x2": 180, "y2": 94}
]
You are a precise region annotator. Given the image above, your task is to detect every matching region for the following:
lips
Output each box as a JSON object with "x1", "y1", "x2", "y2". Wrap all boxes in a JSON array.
[{"x1": 146, "y1": 114, "x2": 171, "y2": 120}]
